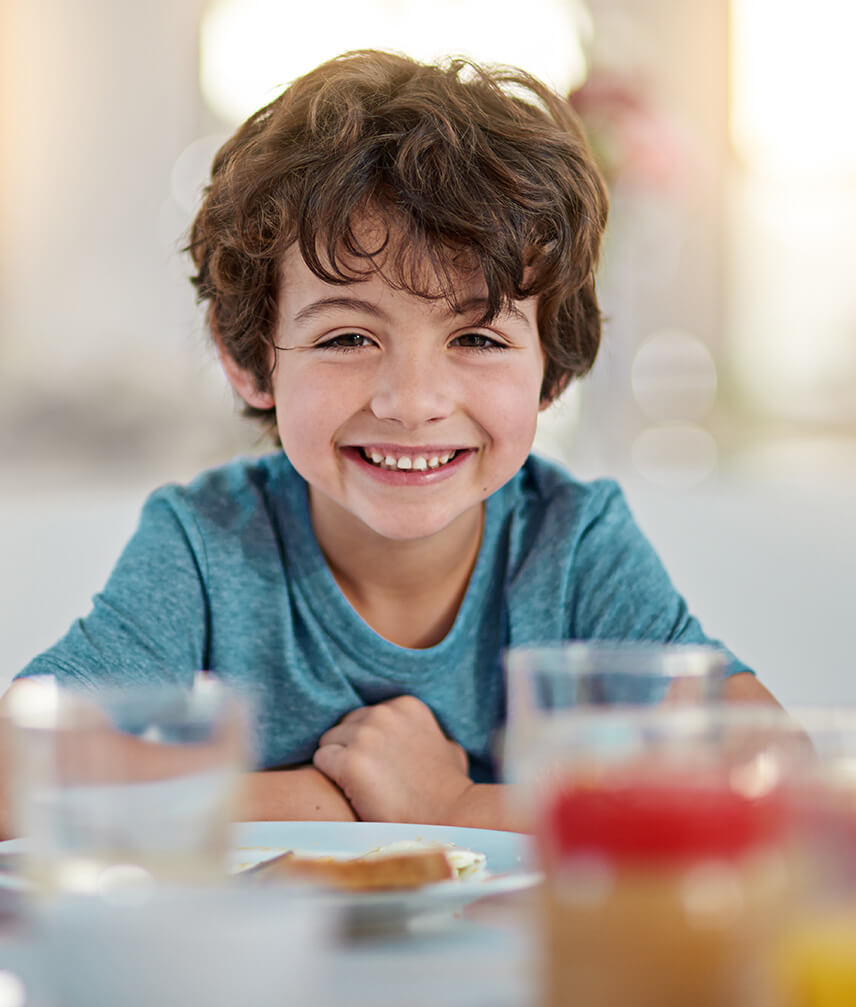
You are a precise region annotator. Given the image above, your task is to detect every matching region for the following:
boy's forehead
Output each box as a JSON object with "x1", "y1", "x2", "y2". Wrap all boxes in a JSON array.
[{"x1": 277, "y1": 236, "x2": 489, "y2": 308}]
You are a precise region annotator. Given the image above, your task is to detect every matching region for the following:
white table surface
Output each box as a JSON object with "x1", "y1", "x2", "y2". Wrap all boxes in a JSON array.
[{"x1": 0, "y1": 887, "x2": 539, "y2": 1007}]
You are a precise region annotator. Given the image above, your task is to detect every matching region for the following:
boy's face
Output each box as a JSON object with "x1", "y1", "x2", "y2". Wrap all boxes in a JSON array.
[{"x1": 229, "y1": 241, "x2": 545, "y2": 546}]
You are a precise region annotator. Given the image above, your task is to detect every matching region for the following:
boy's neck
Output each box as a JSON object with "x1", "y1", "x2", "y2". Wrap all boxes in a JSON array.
[{"x1": 308, "y1": 495, "x2": 485, "y2": 649}]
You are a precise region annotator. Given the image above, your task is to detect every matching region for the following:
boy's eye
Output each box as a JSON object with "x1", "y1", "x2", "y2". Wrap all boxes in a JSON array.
[
  {"x1": 318, "y1": 333, "x2": 373, "y2": 350},
  {"x1": 452, "y1": 332, "x2": 505, "y2": 350}
]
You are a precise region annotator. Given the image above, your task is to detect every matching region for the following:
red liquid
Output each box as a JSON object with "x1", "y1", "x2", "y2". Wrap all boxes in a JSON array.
[{"x1": 541, "y1": 776, "x2": 787, "y2": 866}]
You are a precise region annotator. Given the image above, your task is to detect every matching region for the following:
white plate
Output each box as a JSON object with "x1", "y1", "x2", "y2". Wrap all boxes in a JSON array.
[
  {"x1": 0, "y1": 822, "x2": 542, "y2": 926},
  {"x1": 231, "y1": 821, "x2": 542, "y2": 927}
]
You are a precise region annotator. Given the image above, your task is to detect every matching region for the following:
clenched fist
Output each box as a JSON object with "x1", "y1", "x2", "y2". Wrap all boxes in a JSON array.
[{"x1": 312, "y1": 695, "x2": 473, "y2": 825}]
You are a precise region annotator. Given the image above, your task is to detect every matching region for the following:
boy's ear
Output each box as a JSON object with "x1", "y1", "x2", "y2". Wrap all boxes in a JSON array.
[{"x1": 214, "y1": 333, "x2": 275, "y2": 411}]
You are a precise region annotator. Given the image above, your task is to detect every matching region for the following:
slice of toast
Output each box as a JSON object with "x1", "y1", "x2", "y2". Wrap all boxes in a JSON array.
[{"x1": 248, "y1": 848, "x2": 455, "y2": 891}]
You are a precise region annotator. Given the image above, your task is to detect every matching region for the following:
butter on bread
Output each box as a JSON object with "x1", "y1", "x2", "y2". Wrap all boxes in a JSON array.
[{"x1": 249, "y1": 847, "x2": 455, "y2": 891}]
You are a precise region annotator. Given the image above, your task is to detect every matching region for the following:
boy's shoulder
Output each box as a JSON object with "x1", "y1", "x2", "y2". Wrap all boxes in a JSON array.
[
  {"x1": 184, "y1": 451, "x2": 291, "y2": 493},
  {"x1": 148, "y1": 452, "x2": 299, "y2": 528},
  {"x1": 511, "y1": 453, "x2": 625, "y2": 517},
  {"x1": 494, "y1": 454, "x2": 631, "y2": 570},
  {"x1": 494, "y1": 456, "x2": 638, "y2": 605}
]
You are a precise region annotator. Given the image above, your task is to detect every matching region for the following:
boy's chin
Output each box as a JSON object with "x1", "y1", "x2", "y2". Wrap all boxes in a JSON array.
[
  {"x1": 307, "y1": 482, "x2": 487, "y2": 548},
  {"x1": 350, "y1": 503, "x2": 484, "y2": 545},
  {"x1": 359, "y1": 515, "x2": 473, "y2": 544}
]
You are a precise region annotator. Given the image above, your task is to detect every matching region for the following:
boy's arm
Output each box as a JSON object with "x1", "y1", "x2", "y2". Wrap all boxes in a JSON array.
[
  {"x1": 236, "y1": 765, "x2": 358, "y2": 822},
  {"x1": 0, "y1": 698, "x2": 12, "y2": 840},
  {"x1": 446, "y1": 783, "x2": 531, "y2": 833},
  {"x1": 722, "y1": 670, "x2": 783, "y2": 706},
  {"x1": 0, "y1": 752, "x2": 357, "y2": 841}
]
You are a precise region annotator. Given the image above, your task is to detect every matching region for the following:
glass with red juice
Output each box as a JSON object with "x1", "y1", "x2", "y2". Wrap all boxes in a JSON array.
[{"x1": 529, "y1": 707, "x2": 797, "y2": 1007}]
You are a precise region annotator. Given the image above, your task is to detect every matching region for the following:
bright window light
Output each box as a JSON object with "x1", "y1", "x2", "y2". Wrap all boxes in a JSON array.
[
  {"x1": 731, "y1": 0, "x2": 856, "y2": 177},
  {"x1": 728, "y1": 0, "x2": 856, "y2": 425},
  {"x1": 200, "y1": 0, "x2": 590, "y2": 124}
]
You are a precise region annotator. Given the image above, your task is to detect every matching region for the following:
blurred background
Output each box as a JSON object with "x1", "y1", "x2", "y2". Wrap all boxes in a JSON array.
[{"x1": 1, "y1": 0, "x2": 854, "y2": 700}]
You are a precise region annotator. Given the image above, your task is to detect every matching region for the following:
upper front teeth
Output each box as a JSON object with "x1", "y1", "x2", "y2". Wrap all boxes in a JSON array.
[{"x1": 366, "y1": 450, "x2": 455, "y2": 470}]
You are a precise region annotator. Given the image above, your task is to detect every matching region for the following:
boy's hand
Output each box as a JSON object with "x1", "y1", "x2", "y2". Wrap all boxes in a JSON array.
[{"x1": 312, "y1": 696, "x2": 473, "y2": 825}]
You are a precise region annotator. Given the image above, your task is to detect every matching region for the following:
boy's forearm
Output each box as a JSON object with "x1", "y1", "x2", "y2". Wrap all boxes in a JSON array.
[
  {"x1": 0, "y1": 717, "x2": 12, "y2": 841},
  {"x1": 236, "y1": 765, "x2": 359, "y2": 822},
  {"x1": 0, "y1": 764, "x2": 356, "y2": 844},
  {"x1": 449, "y1": 783, "x2": 533, "y2": 834},
  {"x1": 723, "y1": 670, "x2": 782, "y2": 706}
]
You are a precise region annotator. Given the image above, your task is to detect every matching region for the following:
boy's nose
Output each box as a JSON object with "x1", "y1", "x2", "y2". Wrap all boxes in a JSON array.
[{"x1": 369, "y1": 352, "x2": 455, "y2": 427}]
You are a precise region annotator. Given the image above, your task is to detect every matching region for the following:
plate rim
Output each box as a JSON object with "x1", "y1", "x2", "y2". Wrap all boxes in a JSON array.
[{"x1": 230, "y1": 820, "x2": 542, "y2": 901}]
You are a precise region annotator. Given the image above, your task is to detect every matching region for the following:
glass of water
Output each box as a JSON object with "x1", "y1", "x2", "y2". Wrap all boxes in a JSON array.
[{"x1": 7, "y1": 674, "x2": 248, "y2": 895}]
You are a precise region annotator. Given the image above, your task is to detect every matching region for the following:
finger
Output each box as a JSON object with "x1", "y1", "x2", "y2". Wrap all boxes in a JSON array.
[
  {"x1": 382, "y1": 695, "x2": 429, "y2": 717},
  {"x1": 318, "y1": 707, "x2": 370, "y2": 745},
  {"x1": 312, "y1": 742, "x2": 346, "y2": 780},
  {"x1": 318, "y1": 721, "x2": 359, "y2": 748},
  {"x1": 337, "y1": 705, "x2": 371, "y2": 726}
]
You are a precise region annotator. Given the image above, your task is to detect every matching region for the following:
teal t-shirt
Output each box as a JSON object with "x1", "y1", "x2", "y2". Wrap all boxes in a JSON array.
[{"x1": 19, "y1": 453, "x2": 749, "y2": 781}]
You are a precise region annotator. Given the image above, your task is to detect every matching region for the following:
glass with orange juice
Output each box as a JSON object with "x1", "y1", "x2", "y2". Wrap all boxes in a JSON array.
[{"x1": 770, "y1": 709, "x2": 856, "y2": 1007}]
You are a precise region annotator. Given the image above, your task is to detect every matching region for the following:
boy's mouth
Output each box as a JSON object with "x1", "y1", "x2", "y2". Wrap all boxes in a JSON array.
[{"x1": 357, "y1": 447, "x2": 462, "y2": 472}]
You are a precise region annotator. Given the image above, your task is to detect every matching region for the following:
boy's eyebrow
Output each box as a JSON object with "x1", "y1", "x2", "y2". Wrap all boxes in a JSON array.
[
  {"x1": 453, "y1": 298, "x2": 532, "y2": 328},
  {"x1": 293, "y1": 297, "x2": 387, "y2": 324},
  {"x1": 293, "y1": 295, "x2": 532, "y2": 327}
]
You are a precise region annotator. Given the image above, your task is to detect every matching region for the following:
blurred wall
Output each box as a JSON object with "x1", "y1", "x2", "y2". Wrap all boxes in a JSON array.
[{"x1": 0, "y1": 0, "x2": 255, "y2": 491}]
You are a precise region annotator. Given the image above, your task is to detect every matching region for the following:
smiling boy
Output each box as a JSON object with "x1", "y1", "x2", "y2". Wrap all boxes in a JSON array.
[{"x1": 3, "y1": 50, "x2": 777, "y2": 836}]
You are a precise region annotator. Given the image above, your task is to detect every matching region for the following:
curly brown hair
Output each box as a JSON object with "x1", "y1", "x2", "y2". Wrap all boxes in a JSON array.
[{"x1": 188, "y1": 49, "x2": 608, "y2": 430}]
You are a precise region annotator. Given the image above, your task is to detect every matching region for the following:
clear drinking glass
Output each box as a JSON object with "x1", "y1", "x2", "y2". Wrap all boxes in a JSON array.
[
  {"x1": 7, "y1": 675, "x2": 248, "y2": 895},
  {"x1": 514, "y1": 704, "x2": 799, "y2": 1007},
  {"x1": 503, "y1": 641, "x2": 730, "y2": 785}
]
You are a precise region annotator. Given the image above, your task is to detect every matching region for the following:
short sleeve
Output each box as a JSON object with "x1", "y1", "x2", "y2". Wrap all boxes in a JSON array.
[
  {"x1": 567, "y1": 483, "x2": 751, "y2": 674},
  {"x1": 16, "y1": 489, "x2": 210, "y2": 688}
]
